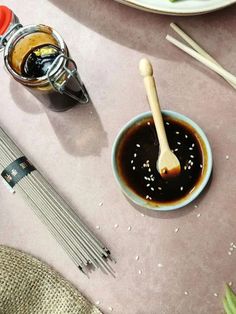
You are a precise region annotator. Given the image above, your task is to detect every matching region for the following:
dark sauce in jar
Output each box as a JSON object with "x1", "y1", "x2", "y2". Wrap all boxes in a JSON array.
[
  {"x1": 22, "y1": 44, "x2": 60, "y2": 78},
  {"x1": 117, "y1": 116, "x2": 204, "y2": 204}
]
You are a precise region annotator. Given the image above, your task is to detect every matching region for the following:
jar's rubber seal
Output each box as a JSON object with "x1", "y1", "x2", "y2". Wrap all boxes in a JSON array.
[{"x1": 0, "y1": 6, "x2": 13, "y2": 35}]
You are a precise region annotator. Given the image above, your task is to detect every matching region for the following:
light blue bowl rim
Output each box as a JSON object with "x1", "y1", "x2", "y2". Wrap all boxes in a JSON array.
[{"x1": 111, "y1": 110, "x2": 213, "y2": 211}]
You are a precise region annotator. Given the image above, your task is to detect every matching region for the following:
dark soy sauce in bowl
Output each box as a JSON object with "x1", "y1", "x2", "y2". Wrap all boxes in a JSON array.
[{"x1": 116, "y1": 115, "x2": 205, "y2": 205}]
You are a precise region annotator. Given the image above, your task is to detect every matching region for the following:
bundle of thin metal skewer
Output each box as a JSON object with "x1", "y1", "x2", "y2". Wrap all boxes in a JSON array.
[{"x1": 0, "y1": 127, "x2": 114, "y2": 275}]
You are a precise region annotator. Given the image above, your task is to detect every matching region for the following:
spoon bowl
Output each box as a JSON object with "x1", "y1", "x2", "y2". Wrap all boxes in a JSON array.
[{"x1": 157, "y1": 149, "x2": 181, "y2": 179}]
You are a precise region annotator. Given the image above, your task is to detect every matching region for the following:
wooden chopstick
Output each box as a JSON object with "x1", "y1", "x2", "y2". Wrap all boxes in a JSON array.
[
  {"x1": 166, "y1": 34, "x2": 236, "y2": 87},
  {"x1": 170, "y1": 23, "x2": 236, "y2": 89},
  {"x1": 167, "y1": 23, "x2": 236, "y2": 89}
]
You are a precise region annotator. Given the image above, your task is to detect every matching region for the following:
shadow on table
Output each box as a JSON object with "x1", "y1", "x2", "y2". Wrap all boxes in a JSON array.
[
  {"x1": 49, "y1": 0, "x2": 236, "y2": 65},
  {"x1": 9, "y1": 79, "x2": 108, "y2": 157},
  {"x1": 126, "y1": 171, "x2": 213, "y2": 219},
  {"x1": 44, "y1": 99, "x2": 108, "y2": 157}
]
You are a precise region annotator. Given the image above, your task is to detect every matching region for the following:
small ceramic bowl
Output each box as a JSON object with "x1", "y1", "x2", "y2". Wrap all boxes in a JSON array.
[{"x1": 112, "y1": 110, "x2": 213, "y2": 211}]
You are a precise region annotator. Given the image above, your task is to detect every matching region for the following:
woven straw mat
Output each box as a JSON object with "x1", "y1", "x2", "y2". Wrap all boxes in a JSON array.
[{"x1": 0, "y1": 245, "x2": 102, "y2": 314}]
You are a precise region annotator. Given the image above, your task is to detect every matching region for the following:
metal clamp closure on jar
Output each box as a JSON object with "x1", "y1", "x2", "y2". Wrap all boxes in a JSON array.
[
  {"x1": 47, "y1": 54, "x2": 89, "y2": 103},
  {"x1": 0, "y1": 23, "x2": 22, "y2": 51}
]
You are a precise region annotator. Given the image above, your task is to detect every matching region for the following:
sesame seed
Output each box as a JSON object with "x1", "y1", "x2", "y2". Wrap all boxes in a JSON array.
[
  {"x1": 114, "y1": 224, "x2": 119, "y2": 229},
  {"x1": 144, "y1": 176, "x2": 148, "y2": 180},
  {"x1": 184, "y1": 291, "x2": 189, "y2": 295},
  {"x1": 189, "y1": 147, "x2": 193, "y2": 151},
  {"x1": 131, "y1": 160, "x2": 134, "y2": 164},
  {"x1": 200, "y1": 164, "x2": 203, "y2": 168},
  {"x1": 197, "y1": 213, "x2": 201, "y2": 218},
  {"x1": 96, "y1": 301, "x2": 100, "y2": 305},
  {"x1": 146, "y1": 183, "x2": 150, "y2": 187},
  {"x1": 228, "y1": 251, "x2": 232, "y2": 255},
  {"x1": 151, "y1": 178, "x2": 154, "y2": 181},
  {"x1": 229, "y1": 247, "x2": 234, "y2": 251},
  {"x1": 128, "y1": 226, "x2": 132, "y2": 231},
  {"x1": 158, "y1": 263, "x2": 163, "y2": 268},
  {"x1": 174, "y1": 148, "x2": 178, "y2": 152},
  {"x1": 184, "y1": 166, "x2": 187, "y2": 170},
  {"x1": 136, "y1": 144, "x2": 141, "y2": 148},
  {"x1": 149, "y1": 197, "x2": 152, "y2": 200},
  {"x1": 151, "y1": 187, "x2": 154, "y2": 191},
  {"x1": 148, "y1": 168, "x2": 151, "y2": 172},
  {"x1": 175, "y1": 227, "x2": 179, "y2": 233},
  {"x1": 158, "y1": 187, "x2": 162, "y2": 190},
  {"x1": 229, "y1": 282, "x2": 233, "y2": 287},
  {"x1": 180, "y1": 186, "x2": 184, "y2": 191},
  {"x1": 135, "y1": 256, "x2": 139, "y2": 261},
  {"x1": 177, "y1": 142, "x2": 181, "y2": 145},
  {"x1": 233, "y1": 245, "x2": 236, "y2": 249},
  {"x1": 230, "y1": 242, "x2": 234, "y2": 246},
  {"x1": 166, "y1": 122, "x2": 170, "y2": 125},
  {"x1": 176, "y1": 131, "x2": 180, "y2": 134},
  {"x1": 134, "y1": 153, "x2": 137, "y2": 158},
  {"x1": 138, "y1": 270, "x2": 142, "y2": 274},
  {"x1": 185, "y1": 135, "x2": 188, "y2": 138},
  {"x1": 188, "y1": 166, "x2": 191, "y2": 170},
  {"x1": 146, "y1": 195, "x2": 149, "y2": 199},
  {"x1": 147, "y1": 122, "x2": 151, "y2": 125},
  {"x1": 226, "y1": 155, "x2": 229, "y2": 160},
  {"x1": 194, "y1": 205, "x2": 198, "y2": 209},
  {"x1": 133, "y1": 166, "x2": 136, "y2": 170},
  {"x1": 141, "y1": 213, "x2": 145, "y2": 217},
  {"x1": 98, "y1": 202, "x2": 103, "y2": 207},
  {"x1": 213, "y1": 293, "x2": 218, "y2": 297},
  {"x1": 192, "y1": 143, "x2": 195, "y2": 147},
  {"x1": 146, "y1": 160, "x2": 150, "y2": 163},
  {"x1": 190, "y1": 155, "x2": 194, "y2": 158},
  {"x1": 108, "y1": 306, "x2": 113, "y2": 311},
  {"x1": 96, "y1": 225, "x2": 100, "y2": 230}
]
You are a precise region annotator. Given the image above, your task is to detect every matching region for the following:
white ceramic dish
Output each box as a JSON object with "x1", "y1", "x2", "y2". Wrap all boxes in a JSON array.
[
  {"x1": 112, "y1": 110, "x2": 213, "y2": 211},
  {"x1": 115, "y1": 0, "x2": 236, "y2": 15}
]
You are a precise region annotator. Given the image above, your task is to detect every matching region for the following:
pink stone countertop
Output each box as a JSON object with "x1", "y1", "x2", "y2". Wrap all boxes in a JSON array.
[{"x1": 0, "y1": 1, "x2": 236, "y2": 313}]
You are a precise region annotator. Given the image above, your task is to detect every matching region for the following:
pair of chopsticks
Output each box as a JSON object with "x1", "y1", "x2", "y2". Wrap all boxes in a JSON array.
[{"x1": 166, "y1": 23, "x2": 236, "y2": 89}]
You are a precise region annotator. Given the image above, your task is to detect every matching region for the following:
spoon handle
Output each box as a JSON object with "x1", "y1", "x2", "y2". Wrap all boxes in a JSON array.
[{"x1": 139, "y1": 58, "x2": 169, "y2": 152}]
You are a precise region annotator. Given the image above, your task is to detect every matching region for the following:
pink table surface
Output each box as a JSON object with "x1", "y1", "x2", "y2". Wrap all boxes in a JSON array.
[{"x1": 1, "y1": 1, "x2": 236, "y2": 313}]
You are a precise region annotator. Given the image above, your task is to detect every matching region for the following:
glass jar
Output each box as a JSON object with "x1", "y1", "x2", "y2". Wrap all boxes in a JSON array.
[{"x1": 0, "y1": 6, "x2": 89, "y2": 111}]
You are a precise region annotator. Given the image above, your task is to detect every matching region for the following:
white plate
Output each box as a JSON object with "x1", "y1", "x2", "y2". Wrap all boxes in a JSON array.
[{"x1": 116, "y1": 0, "x2": 236, "y2": 15}]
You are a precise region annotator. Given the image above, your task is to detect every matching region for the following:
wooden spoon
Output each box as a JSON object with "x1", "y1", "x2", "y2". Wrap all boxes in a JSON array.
[{"x1": 139, "y1": 58, "x2": 181, "y2": 179}]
